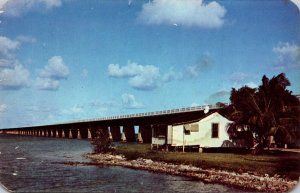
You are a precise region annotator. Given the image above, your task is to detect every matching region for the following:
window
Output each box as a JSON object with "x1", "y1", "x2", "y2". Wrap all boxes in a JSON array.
[
  {"x1": 211, "y1": 123, "x2": 219, "y2": 138},
  {"x1": 184, "y1": 125, "x2": 191, "y2": 135},
  {"x1": 191, "y1": 124, "x2": 199, "y2": 132}
]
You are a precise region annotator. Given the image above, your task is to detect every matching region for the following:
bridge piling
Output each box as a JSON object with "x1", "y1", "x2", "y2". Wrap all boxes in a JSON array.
[
  {"x1": 140, "y1": 125, "x2": 152, "y2": 143},
  {"x1": 87, "y1": 128, "x2": 92, "y2": 139},
  {"x1": 110, "y1": 126, "x2": 121, "y2": 141},
  {"x1": 77, "y1": 129, "x2": 81, "y2": 139},
  {"x1": 123, "y1": 125, "x2": 135, "y2": 142}
]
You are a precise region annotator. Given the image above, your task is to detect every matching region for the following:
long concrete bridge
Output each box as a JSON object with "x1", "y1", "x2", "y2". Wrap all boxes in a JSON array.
[{"x1": 0, "y1": 103, "x2": 230, "y2": 143}]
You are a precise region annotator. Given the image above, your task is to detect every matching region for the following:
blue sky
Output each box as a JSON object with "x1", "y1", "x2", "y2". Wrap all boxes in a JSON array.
[{"x1": 0, "y1": 0, "x2": 299, "y2": 128}]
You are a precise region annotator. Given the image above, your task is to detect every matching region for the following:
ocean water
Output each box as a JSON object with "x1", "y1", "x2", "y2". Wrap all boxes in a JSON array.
[{"x1": 0, "y1": 135, "x2": 243, "y2": 192}]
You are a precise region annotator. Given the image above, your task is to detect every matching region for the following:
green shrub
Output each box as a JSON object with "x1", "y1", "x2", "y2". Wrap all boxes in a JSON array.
[{"x1": 91, "y1": 128, "x2": 114, "y2": 153}]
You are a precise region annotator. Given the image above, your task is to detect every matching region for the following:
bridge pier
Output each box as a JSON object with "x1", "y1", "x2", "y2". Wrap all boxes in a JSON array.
[
  {"x1": 108, "y1": 128, "x2": 113, "y2": 141},
  {"x1": 77, "y1": 129, "x2": 81, "y2": 139},
  {"x1": 61, "y1": 129, "x2": 65, "y2": 138},
  {"x1": 87, "y1": 128, "x2": 92, "y2": 139},
  {"x1": 68, "y1": 129, "x2": 72, "y2": 139},
  {"x1": 140, "y1": 125, "x2": 152, "y2": 143},
  {"x1": 62, "y1": 129, "x2": 68, "y2": 138},
  {"x1": 71, "y1": 129, "x2": 77, "y2": 139},
  {"x1": 110, "y1": 126, "x2": 121, "y2": 141},
  {"x1": 137, "y1": 129, "x2": 143, "y2": 143},
  {"x1": 79, "y1": 128, "x2": 88, "y2": 139},
  {"x1": 123, "y1": 125, "x2": 135, "y2": 142}
]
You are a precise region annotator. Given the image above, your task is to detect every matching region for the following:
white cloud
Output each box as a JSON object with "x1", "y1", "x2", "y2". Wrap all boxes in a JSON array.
[
  {"x1": 273, "y1": 42, "x2": 300, "y2": 68},
  {"x1": 16, "y1": 35, "x2": 37, "y2": 43},
  {"x1": 0, "y1": 103, "x2": 7, "y2": 113},
  {"x1": 1, "y1": 0, "x2": 63, "y2": 17},
  {"x1": 0, "y1": 58, "x2": 16, "y2": 67},
  {"x1": 35, "y1": 56, "x2": 69, "y2": 90},
  {"x1": 35, "y1": 77, "x2": 59, "y2": 90},
  {"x1": 128, "y1": 70, "x2": 160, "y2": 90},
  {"x1": 108, "y1": 61, "x2": 160, "y2": 90},
  {"x1": 138, "y1": 0, "x2": 226, "y2": 28},
  {"x1": 291, "y1": 0, "x2": 300, "y2": 11},
  {"x1": 0, "y1": 36, "x2": 20, "y2": 58},
  {"x1": 0, "y1": 36, "x2": 35, "y2": 90},
  {"x1": 122, "y1": 93, "x2": 144, "y2": 109},
  {"x1": 108, "y1": 62, "x2": 156, "y2": 78},
  {"x1": 39, "y1": 56, "x2": 69, "y2": 79},
  {"x1": 162, "y1": 68, "x2": 183, "y2": 82},
  {"x1": 0, "y1": 64, "x2": 30, "y2": 89}
]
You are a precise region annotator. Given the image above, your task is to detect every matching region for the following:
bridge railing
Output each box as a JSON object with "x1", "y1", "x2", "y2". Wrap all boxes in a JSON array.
[
  {"x1": 87, "y1": 102, "x2": 230, "y2": 122},
  {"x1": 0, "y1": 102, "x2": 231, "y2": 129}
]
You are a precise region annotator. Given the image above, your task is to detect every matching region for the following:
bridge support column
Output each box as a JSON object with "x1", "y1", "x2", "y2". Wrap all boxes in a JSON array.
[
  {"x1": 63, "y1": 129, "x2": 68, "y2": 138},
  {"x1": 108, "y1": 129, "x2": 113, "y2": 141},
  {"x1": 68, "y1": 129, "x2": 72, "y2": 139},
  {"x1": 77, "y1": 129, "x2": 81, "y2": 139},
  {"x1": 137, "y1": 130, "x2": 143, "y2": 143},
  {"x1": 87, "y1": 128, "x2": 92, "y2": 139},
  {"x1": 121, "y1": 132, "x2": 126, "y2": 142},
  {"x1": 62, "y1": 129, "x2": 65, "y2": 138},
  {"x1": 110, "y1": 126, "x2": 121, "y2": 141},
  {"x1": 123, "y1": 125, "x2": 135, "y2": 142},
  {"x1": 140, "y1": 125, "x2": 152, "y2": 143},
  {"x1": 71, "y1": 129, "x2": 78, "y2": 139}
]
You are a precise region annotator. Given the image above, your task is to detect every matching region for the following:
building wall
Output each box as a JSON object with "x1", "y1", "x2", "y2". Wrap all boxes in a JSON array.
[
  {"x1": 197, "y1": 112, "x2": 231, "y2": 147},
  {"x1": 159, "y1": 112, "x2": 232, "y2": 148}
]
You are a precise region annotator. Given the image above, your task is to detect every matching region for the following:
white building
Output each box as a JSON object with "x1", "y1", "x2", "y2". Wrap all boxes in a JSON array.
[{"x1": 151, "y1": 112, "x2": 233, "y2": 151}]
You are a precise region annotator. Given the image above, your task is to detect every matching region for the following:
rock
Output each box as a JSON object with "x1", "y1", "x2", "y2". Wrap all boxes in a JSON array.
[
  {"x1": 259, "y1": 177, "x2": 264, "y2": 181},
  {"x1": 264, "y1": 174, "x2": 269, "y2": 177},
  {"x1": 114, "y1": 155, "x2": 124, "y2": 160},
  {"x1": 274, "y1": 174, "x2": 280, "y2": 178},
  {"x1": 144, "y1": 159, "x2": 153, "y2": 164}
]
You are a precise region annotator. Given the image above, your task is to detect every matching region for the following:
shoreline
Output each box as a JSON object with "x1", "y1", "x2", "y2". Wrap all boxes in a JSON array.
[{"x1": 84, "y1": 153, "x2": 298, "y2": 192}]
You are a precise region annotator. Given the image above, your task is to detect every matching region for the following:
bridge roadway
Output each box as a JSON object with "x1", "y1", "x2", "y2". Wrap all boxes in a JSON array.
[{"x1": 0, "y1": 103, "x2": 229, "y2": 143}]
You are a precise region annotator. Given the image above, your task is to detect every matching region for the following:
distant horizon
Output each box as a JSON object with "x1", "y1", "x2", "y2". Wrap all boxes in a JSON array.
[{"x1": 0, "y1": 0, "x2": 299, "y2": 128}]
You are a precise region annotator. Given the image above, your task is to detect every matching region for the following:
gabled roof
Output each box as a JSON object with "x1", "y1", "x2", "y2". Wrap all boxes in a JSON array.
[{"x1": 172, "y1": 112, "x2": 231, "y2": 126}]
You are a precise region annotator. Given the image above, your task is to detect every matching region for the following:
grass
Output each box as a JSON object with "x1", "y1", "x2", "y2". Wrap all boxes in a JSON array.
[{"x1": 115, "y1": 144, "x2": 300, "y2": 180}]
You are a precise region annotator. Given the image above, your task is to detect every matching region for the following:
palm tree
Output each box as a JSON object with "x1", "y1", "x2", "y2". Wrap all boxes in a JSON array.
[{"x1": 227, "y1": 73, "x2": 299, "y2": 154}]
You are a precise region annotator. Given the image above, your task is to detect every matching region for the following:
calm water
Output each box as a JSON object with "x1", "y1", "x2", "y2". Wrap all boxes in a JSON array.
[{"x1": 0, "y1": 135, "x2": 243, "y2": 193}]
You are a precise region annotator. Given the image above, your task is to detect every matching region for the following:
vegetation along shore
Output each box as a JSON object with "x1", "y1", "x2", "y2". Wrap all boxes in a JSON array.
[{"x1": 85, "y1": 144, "x2": 299, "y2": 192}]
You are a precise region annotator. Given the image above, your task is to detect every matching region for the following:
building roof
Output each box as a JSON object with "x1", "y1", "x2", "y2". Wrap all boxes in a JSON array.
[{"x1": 172, "y1": 112, "x2": 231, "y2": 126}]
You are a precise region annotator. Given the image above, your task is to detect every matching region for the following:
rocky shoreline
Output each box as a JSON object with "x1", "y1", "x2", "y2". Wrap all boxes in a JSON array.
[{"x1": 85, "y1": 153, "x2": 298, "y2": 192}]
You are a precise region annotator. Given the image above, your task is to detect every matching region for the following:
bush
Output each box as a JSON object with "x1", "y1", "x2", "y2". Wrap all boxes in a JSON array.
[{"x1": 91, "y1": 127, "x2": 114, "y2": 153}]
